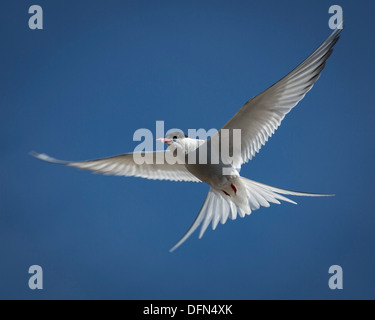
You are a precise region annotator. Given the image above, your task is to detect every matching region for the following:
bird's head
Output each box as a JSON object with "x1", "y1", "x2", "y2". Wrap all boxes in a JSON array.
[{"x1": 157, "y1": 131, "x2": 188, "y2": 152}]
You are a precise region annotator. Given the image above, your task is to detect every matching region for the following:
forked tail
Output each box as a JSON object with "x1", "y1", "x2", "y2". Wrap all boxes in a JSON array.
[{"x1": 170, "y1": 177, "x2": 333, "y2": 252}]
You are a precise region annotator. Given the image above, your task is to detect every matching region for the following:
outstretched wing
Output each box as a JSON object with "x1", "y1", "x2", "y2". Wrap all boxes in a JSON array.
[
  {"x1": 216, "y1": 27, "x2": 343, "y2": 169},
  {"x1": 31, "y1": 151, "x2": 201, "y2": 182}
]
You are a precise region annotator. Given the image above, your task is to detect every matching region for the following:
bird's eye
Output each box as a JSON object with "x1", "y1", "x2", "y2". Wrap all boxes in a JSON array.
[{"x1": 173, "y1": 136, "x2": 178, "y2": 141}]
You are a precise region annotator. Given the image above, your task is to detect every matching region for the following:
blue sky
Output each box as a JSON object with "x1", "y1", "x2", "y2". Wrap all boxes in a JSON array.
[{"x1": 1, "y1": 0, "x2": 375, "y2": 299}]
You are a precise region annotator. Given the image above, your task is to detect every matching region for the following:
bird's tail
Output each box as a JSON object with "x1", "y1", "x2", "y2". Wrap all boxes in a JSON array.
[
  {"x1": 240, "y1": 177, "x2": 334, "y2": 207},
  {"x1": 170, "y1": 188, "x2": 231, "y2": 252},
  {"x1": 170, "y1": 177, "x2": 333, "y2": 252}
]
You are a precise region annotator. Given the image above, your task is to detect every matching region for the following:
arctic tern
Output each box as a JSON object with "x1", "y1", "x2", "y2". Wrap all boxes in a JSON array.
[{"x1": 31, "y1": 26, "x2": 342, "y2": 251}]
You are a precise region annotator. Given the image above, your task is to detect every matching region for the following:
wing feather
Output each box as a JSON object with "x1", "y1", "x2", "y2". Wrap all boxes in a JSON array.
[
  {"x1": 215, "y1": 27, "x2": 343, "y2": 168},
  {"x1": 30, "y1": 151, "x2": 201, "y2": 183}
]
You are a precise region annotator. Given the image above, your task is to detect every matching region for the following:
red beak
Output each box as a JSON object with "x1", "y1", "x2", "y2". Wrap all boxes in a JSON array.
[{"x1": 157, "y1": 138, "x2": 172, "y2": 144}]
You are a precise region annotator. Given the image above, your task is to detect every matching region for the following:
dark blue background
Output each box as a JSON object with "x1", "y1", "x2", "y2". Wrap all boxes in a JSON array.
[{"x1": 1, "y1": 0, "x2": 374, "y2": 299}]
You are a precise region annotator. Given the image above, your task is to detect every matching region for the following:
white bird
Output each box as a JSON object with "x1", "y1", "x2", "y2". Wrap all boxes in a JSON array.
[{"x1": 31, "y1": 26, "x2": 342, "y2": 252}]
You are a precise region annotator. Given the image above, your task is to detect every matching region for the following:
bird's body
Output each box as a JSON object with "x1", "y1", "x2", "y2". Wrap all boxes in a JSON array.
[
  {"x1": 31, "y1": 25, "x2": 343, "y2": 251},
  {"x1": 182, "y1": 139, "x2": 237, "y2": 188}
]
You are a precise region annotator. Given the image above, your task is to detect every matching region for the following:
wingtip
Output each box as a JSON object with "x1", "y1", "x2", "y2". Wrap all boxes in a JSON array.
[
  {"x1": 29, "y1": 151, "x2": 49, "y2": 161},
  {"x1": 334, "y1": 17, "x2": 346, "y2": 30},
  {"x1": 339, "y1": 18, "x2": 347, "y2": 28},
  {"x1": 169, "y1": 246, "x2": 177, "y2": 253},
  {"x1": 169, "y1": 236, "x2": 192, "y2": 253},
  {"x1": 29, "y1": 151, "x2": 67, "y2": 164},
  {"x1": 314, "y1": 193, "x2": 335, "y2": 197},
  {"x1": 169, "y1": 240, "x2": 182, "y2": 253},
  {"x1": 29, "y1": 151, "x2": 47, "y2": 161},
  {"x1": 29, "y1": 151, "x2": 39, "y2": 157}
]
